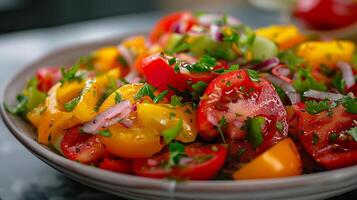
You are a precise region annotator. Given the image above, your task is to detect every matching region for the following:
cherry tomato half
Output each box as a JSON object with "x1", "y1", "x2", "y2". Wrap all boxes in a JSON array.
[
  {"x1": 197, "y1": 69, "x2": 288, "y2": 162},
  {"x1": 36, "y1": 67, "x2": 62, "y2": 92},
  {"x1": 132, "y1": 144, "x2": 227, "y2": 180},
  {"x1": 61, "y1": 126, "x2": 105, "y2": 164},
  {"x1": 295, "y1": 104, "x2": 357, "y2": 169}
]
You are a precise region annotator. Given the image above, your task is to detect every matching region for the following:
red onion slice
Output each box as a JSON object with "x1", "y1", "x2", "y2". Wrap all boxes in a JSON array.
[
  {"x1": 337, "y1": 61, "x2": 355, "y2": 88},
  {"x1": 272, "y1": 65, "x2": 292, "y2": 83},
  {"x1": 82, "y1": 100, "x2": 132, "y2": 134},
  {"x1": 303, "y1": 89, "x2": 344, "y2": 101},
  {"x1": 264, "y1": 74, "x2": 301, "y2": 104},
  {"x1": 117, "y1": 45, "x2": 134, "y2": 68},
  {"x1": 124, "y1": 71, "x2": 141, "y2": 83},
  {"x1": 209, "y1": 24, "x2": 223, "y2": 42},
  {"x1": 253, "y1": 57, "x2": 280, "y2": 71}
]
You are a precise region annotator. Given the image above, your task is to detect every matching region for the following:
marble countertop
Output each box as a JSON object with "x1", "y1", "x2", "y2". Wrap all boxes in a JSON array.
[{"x1": 0, "y1": 8, "x2": 356, "y2": 200}]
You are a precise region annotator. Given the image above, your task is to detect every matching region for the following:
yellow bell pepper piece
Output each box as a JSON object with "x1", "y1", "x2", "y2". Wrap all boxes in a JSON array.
[
  {"x1": 99, "y1": 83, "x2": 144, "y2": 113},
  {"x1": 255, "y1": 25, "x2": 305, "y2": 50},
  {"x1": 297, "y1": 40, "x2": 355, "y2": 68},
  {"x1": 122, "y1": 36, "x2": 147, "y2": 56},
  {"x1": 38, "y1": 84, "x2": 79, "y2": 144},
  {"x1": 93, "y1": 46, "x2": 121, "y2": 72},
  {"x1": 95, "y1": 68, "x2": 120, "y2": 94},
  {"x1": 137, "y1": 103, "x2": 197, "y2": 143},
  {"x1": 56, "y1": 81, "x2": 85, "y2": 109},
  {"x1": 72, "y1": 79, "x2": 99, "y2": 122},
  {"x1": 26, "y1": 104, "x2": 46, "y2": 128}
]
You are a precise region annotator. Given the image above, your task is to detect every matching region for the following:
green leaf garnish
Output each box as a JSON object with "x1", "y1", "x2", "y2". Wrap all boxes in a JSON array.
[
  {"x1": 191, "y1": 81, "x2": 208, "y2": 99},
  {"x1": 186, "y1": 55, "x2": 217, "y2": 73},
  {"x1": 247, "y1": 69, "x2": 260, "y2": 82},
  {"x1": 305, "y1": 100, "x2": 336, "y2": 115},
  {"x1": 64, "y1": 96, "x2": 81, "y2": 112},
  {"x1": 217, "y1": 116, "x2": 227, "y2": 143},
  {"x1": 278, "y1": 50, "x2": 305, "y2": 70},
  {"x1": 60, "y1": 64, "x2": 83, "y2": 84},
  {"x1": 153, "y1": 90, "x2": 168, "y2": 104},
  {"x1": 167, "y1": 141, "x2": 186, "y2": 168},
  {"x1": 170, "y1": 95, "x2": 183, "y2": 107},
  {"x1": 114, "y1": 91, "x2": 122, "y2": 104},
  {"x1": 293, "y1": 68, "x2": 326, "y2": 93},
  {"x1": 337, "y1": 96, "x2": 357, "y2": 114},
  {"x1": 168, "y1": 57, "x2": 177, "y2": 65},
  {"x1": 134, "y1": 83, "x2": 156, "y2": 100}
]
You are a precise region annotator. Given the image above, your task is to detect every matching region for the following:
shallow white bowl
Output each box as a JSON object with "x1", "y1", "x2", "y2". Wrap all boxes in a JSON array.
[{"x1": 1, "y1": 34, "x2": 357, "y2": 200}]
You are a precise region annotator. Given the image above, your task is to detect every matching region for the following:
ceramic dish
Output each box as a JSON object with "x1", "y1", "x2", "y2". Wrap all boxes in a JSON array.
[{"x1": 1, "y1": 35, "x2": 357, "y2": 200}]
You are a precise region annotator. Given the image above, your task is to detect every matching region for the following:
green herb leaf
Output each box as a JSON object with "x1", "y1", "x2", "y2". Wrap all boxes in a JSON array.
[
  {"x1": 114, "y1": 91, "x2": 122, "y2": 104},
  {"x1": 162, "y1": 119, "x2": 183, "y2": 144},
  {"x1": 338, "y1": 96, "x2": 357, "y2": 114},
  {"x1": 332, "y1": 73, "x2": 346, "y2": 94},
  {"x1": 167, "y1": 141, "x2": 186, "y2": 168},
  {"x1": 247, "y1": 69, "x2": 260, "y2": 82},
  {"x1": 217, "y1": 116, "x2": 227, "y2": 143},
  {"x1": 305, "y1": 100, "x2": 337, "y2": 115},
  {"x1": 4, "y1": 95, "x2": 28, "y2": 115},
  {"x1": 214, "y1": 64, "x2": 239, "y2": 74},
  {"x1": 246, "y1": 116, "x2": 265, "y2": 148},
  {"x1": 191, "y1": 81, "x2": 208, "y2": 99},
  {"x1": 186, "y1": 55, "x2": 217, "y2": 73},
  {"x1": 293, "y1": 68, "x2": 326, "y2": 93},
  {"x1": 153, "y1": 90, "x2": 169, "y2": 104},
  {"x1": 60, "y1": 64, "x2": 82, "y2": 84},
  {"x1": 278, "y1": 50, "x2": 305, "y2": 70},
  {"x1": 168, "y1": 57, "x2": 177, "y2": 65},
  {"x1": 237, "y1": 147, "x2": 246, "y2": 161},
  {"x1": 329, "y1": 133, "x2": 339, "y2": 142},
  {"x1": 64, "y1": 96, "x2": 81, "y2": 112},
  {"x1": 119, "y1": 77, "x2": 129, "y2": 85},
  {"x1": 171, "y1": 42, "x2": 191, "y2": 54},
  {"x1": 347, "y1": 127, "x2": 357, "y2": 142},
  {"x1": 276, "y1": 121, "x2": 284, "y2": 133},
  {"x1": 170, "y1": 95, "x2": 183, "y2": 107},
  {"x1": 98, "y1": 129, "x2": 112, "y2": 137},
  {"x1": 134, "y1": 83, "x2": 156, "y2": 100}
]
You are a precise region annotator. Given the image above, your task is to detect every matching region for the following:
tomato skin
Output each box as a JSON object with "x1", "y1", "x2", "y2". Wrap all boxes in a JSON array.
[
  {"x1": 197, "y1": 70, "x2": 288, "y2": 160},
  {"x1": 294, "y1": 0, "x2": 357, "y2": 30},
  {"x1": 99, "y1": 158, "x2": 132, "y2": 174},
  {"x1": 36, "y1": 67, "x2": 62, "y2": 92},
  {"x1": 132, "y1": 144, "x2": 227, "y2": 180},
  {"x1": 150, "y1": 11, "x2": 197, "y2": 43},
  {"x1": 142, "y1": 54, "x2": 227, "y2": 95},
  {"x1": 61, "y1": 126, "x2": 105, "y2": 164},
  {"x1": 296, "y1": 104, "x2": 357, "y2": 169}
]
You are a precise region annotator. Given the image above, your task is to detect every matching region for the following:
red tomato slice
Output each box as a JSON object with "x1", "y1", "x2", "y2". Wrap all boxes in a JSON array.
[
  {"x1": 295, "y1": 104, "x2": 357, "y2": 169},
  {"x1": 197, "y1": 69, "x2": 288, "y2": 162},
  {"x1": 99, "y1": 158, "x2": 132, "y2": 174},
  {"x1": 150, "y1": 11, "x2": 197, "y2": 43},
  {"x1": 36, "y1": 67, "x2": 62, "y2": 92},
  {"x1": 142, "y1": 54, "x2": 228, "y2": 95},
  {"x1": 61, "y1": 126, "x2": 105, "y2": 164},
  {"x1": 132, "y1": 144, "x2": 227, "y2": 180}
]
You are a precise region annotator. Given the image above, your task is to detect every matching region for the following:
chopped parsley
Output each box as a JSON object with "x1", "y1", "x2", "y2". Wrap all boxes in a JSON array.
[
  {"x1": 60, "y1": 64, "x2": 83, "y2": 85},
  {"x1": 347, "y1": 127, "x2": 357, "y2": 142},
  {"x1": 214, "y1": 64, "x2": 239, "y2": 74},
  {"x1": 134, "y1": 83, "x2": 156, "y2": 100},
  {"x1": 247, "y1": 69, "x2": 260, "y2": 82},
  {"x1": 305, "y1": 100, "x2": 336, "y2": 115},
  {"x1": 217, "y1": 116, "x2": 227, "y2": 143},
  {"x1": 337, "y1": 96, "x2": 357, "y2": 114},
  {"x1": 278, "y1": 50, "x2": 305, "y2": 70},
  {"x1": 191, "y1": 81, "x2": 208, "y2": 99},
  {"x1": 329, "y1": 133, "x2": 339, "y2": 142},
  {"x1": 119, "y1": 77, "x2": 129, "y2": 85},
  {"x1": 170, "y1": 95, "x2": 183, "y2": 107},
  {"x1": 186, "y1": 55, "x2": 217, "y2": 73},
  {"x1": 114, "y1": 91, "x2": 122, "y2": 104},
  {"x1": 98, "y1": 129, "x2": 112, "y2": 137},
  {"x1": 153, "y1": 90, "x2": 169, "y2": 104},
  {"x1": 332, "y1": 73, "x2": 346, "y2": 94},
  {"x1": 236, "y1": 147, "x2": 246, "y2": 161},
  {"x1": 167, "y1": 141, "x2": 186, "y2": 168},
  {"x1": 293, "y1": 68, "x2": 326, "y2": 93},
  {"x1": 246, "y1": 116, "x2": 265, "y2": 148},
  {"x1": 162, "y1": 119, "x2": 183, "y2": 144},
  {"x1": 64, "y1": 96, "x2": 81, "y2": 112},
  {"x1": 168, "y1": 57, "x2": 177, "y2": 65}
]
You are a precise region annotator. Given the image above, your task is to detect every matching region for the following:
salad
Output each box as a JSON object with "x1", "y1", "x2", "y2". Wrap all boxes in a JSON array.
[{"x1": 6, "y1": 12, "x2": 357, "y2": 180}]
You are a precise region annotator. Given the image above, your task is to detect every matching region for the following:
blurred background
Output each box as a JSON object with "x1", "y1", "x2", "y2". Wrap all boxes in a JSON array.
[{"x1": 1, "y1": 0, "x2": 357, "y2": 199}]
